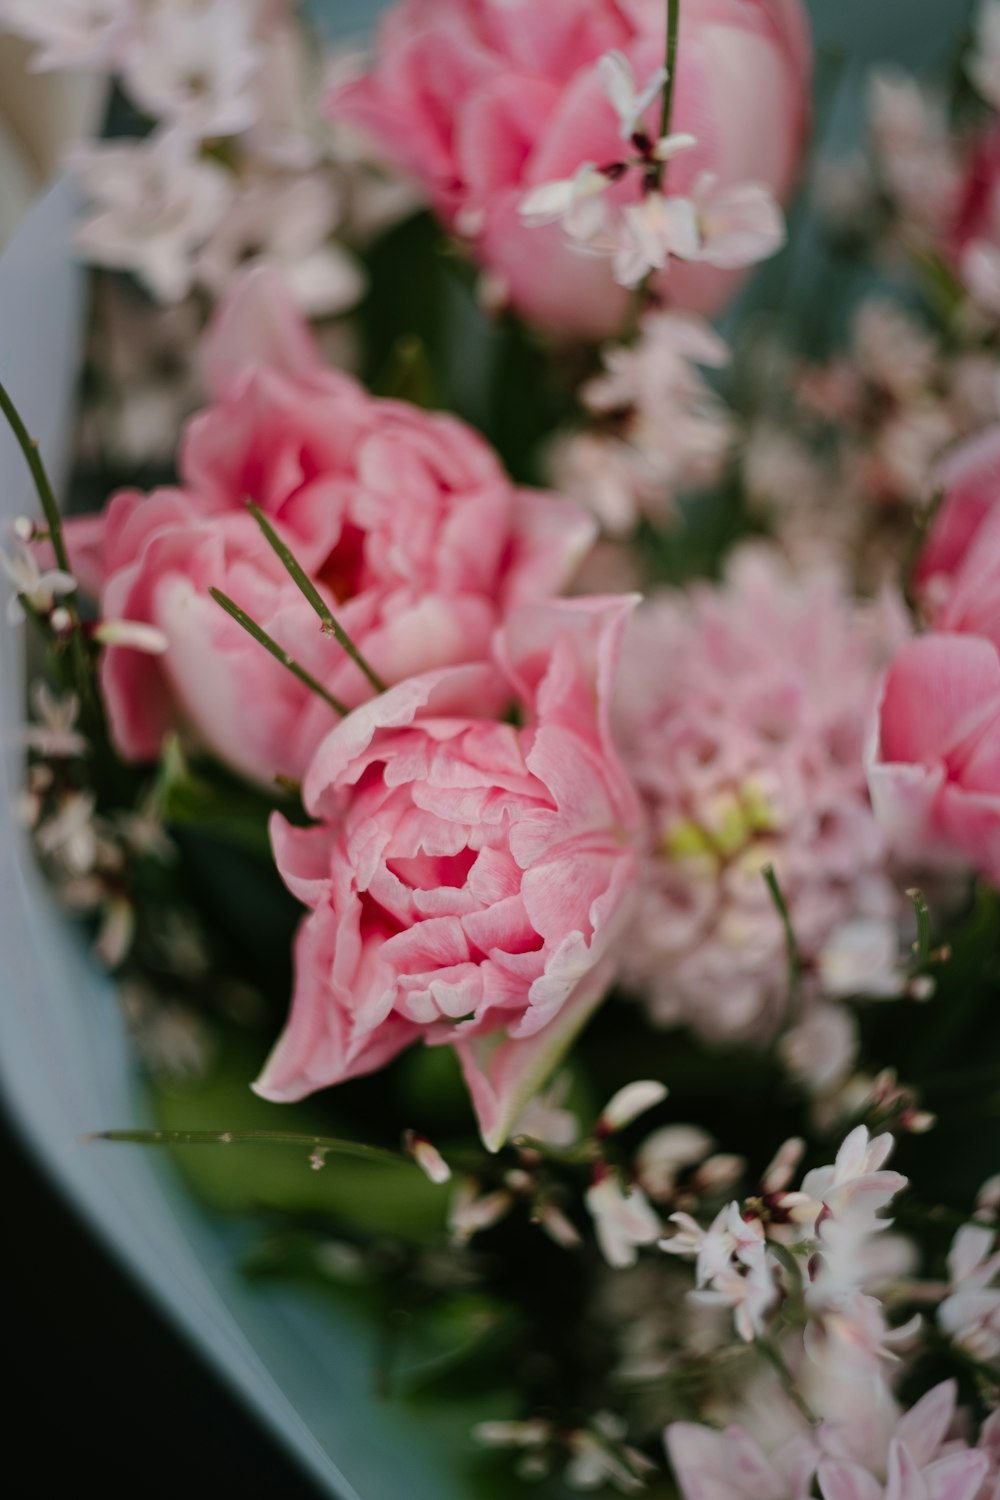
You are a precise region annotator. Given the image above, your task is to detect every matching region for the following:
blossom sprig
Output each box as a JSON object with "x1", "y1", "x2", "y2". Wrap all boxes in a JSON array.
[{"x1": 518, "y1": 41, "x2": 785, "y2": 293}]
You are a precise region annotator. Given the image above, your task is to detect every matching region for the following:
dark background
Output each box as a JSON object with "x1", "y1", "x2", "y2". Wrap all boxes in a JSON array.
[{"x1": 5, "y1": 1119, "x2": 326, "y2": 1500}]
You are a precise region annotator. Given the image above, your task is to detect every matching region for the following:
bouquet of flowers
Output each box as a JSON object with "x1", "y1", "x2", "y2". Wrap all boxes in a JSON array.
[{"x1": 0, "y1": 1, "x2": 997, "y2": 1496}]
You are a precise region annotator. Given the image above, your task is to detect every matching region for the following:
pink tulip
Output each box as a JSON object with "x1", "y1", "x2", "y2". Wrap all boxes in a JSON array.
[
  {"x1": 255, "y1": 597, "x2": 641, "y2": 1149},
  {"x1": 67, "y1": 269, "x2": 594, "y2": 784},
  {"x1": 868, "y1": 633, "x2": 1000, "y2": 885},
  {"x1": 914, "y1": 426, "x2": 1000, "y2": 650},
  {"x1": 330, "y1": 0, "x2": 812, "y2": 338}
]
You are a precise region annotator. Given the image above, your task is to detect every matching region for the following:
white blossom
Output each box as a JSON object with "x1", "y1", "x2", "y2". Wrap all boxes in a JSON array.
[
  {"x1": 513, "y1": 1073, "x2": 580, "y2": 1149},
  {"x1": 676, "y1": 174, "x2": 787, "y2": 270},
  {"x1": 196, "y1": 170, "x2": 365, "y2": 317},
  {"x1": 0, "y1": 0, "x2": 133, "y2": 72},
  {"x1": 448, "y1": 1179, "x2": 512, "y2": 1244},
  {"x1": 73, "y1": 129, "x2": 233, "y2": 303},
  {"x1": 597, "y1": 50, "x2": 668, "y2": 142},
  {"x1": 121, "y1": 0, "x2": 264, "y2": 141},
  {"x1": 35, "y1": 791, "x2": 99, "y2": 875},
  {"x1": 1, "y1": 538, "x2": 77, "y2": 624},
  {"x1": 586, "y1": 1173, "x2": 661, "y2": 1269},
  {"x1": 636, "y1": 1124, "x2": 714, "y2": 1201},
  {"x1": 405, "y1": 1133, "x2": 451, "y2": 1185},
  {"x1": 23, "y1": 683, "x2": 88, "y2": 759},
  {"x1": 598, "y1": 1080, "x2": 668, "y2": 1133},
  {"x1": 938, "y1": 1223, "x2": 1000, "y2": 1362},
  {"x1": 520, "y1": 163, "x2": 610, "y2": 241}
]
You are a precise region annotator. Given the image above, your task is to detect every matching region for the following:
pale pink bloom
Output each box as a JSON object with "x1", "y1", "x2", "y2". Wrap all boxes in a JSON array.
[
  {"x1": 121, "y1": 0, "x2": 263, "y2": 140},
  {"x1": 662, "y1": 1200, "x2": 777, "y2": 1339},
  {"x1": 868, "y1": 633, "x2": 1000, "y2": 885},
  {"x1": 818, "y1": 1429, "x2": 988, "y2": 1500},
  {"x1": 586, "y1": 1171, "x2": 661, "y2": 1269},
  {"x1": 195, "y1": 169, "x2": 366, "y2": 317},
  {"x1": 68, "y1": 269, "x2": 593, "y2": 786},
  {"x1": 330, "y1": 0, "x2": 812, "y2": 337},
  {"x1": 799, "y1": 1126, "x2": 907, "y2": 1230},
  {"x1": 616, "y1": 546, "x2": 900, "y2": 1041},
  {"x1": 938, "y1": 1224, "x2": 1000, "y2": 1363},
  {"x1": 72, "y1": 129, "x2": 233, "y2": 303},
  {"x1": 667, "y1": 1419, "x2": 818, "y2": 1500},
  {"x1": 804, "y1": 1293, "x2": 921, "y2": 1386},
  {"x1": 566, "y1": 1412, "x2": 657, "y2": 1492},
  {"x1": 255, "y1": 597, "x2": 642, "y2": 1150},
  {"x1": 0, "y1": 0, "x2": 133, "y2": 71}
]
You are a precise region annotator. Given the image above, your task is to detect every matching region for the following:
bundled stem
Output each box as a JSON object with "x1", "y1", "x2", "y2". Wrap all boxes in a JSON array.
[
  {"x1": 247, "y1": 501, "x2": 386, "y2": 694},
  {"x1": 209, "y1": 586, "x2": 349, "y2": 717}
]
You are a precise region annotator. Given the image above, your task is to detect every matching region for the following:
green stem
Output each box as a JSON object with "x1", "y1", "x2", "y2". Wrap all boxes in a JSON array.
[
  {"x1": 0, "y1": 374, "x2": 96, "y2": 711},
  {"x1": 209, "y1": 587, "x2": 349, "y2": 717},
  {"x1": 762, "y1": 864, "x2": 802, "y2": 1006},
  {"x1": 758, "y1": 1338, "x2": 818, "y2": 1425},
  {"x1": 247, "y1": 501, "x2": 386, "y2": 694},
  {"x1": 0, "y1": 376, "x2": 72, "y2": 574},
  {"x1": 653, "y1": 0, "x2": 681, "y2": 188},
  {"x1": 907, "y1": 887, "x2": 931, "y2": 968},
  {"x1": 85, "y1": 1128, "x2": 405, "y2": 1167}
]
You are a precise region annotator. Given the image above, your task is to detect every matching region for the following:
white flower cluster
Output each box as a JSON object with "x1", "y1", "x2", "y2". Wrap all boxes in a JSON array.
[
  {"x1": 519, "y1": 51, "x2": 785, "y2": 291},
  {"x1": 0, "y1": 0, "x2": 410, "y2": 310},
  {"x1": 550, "y1": 309, "x2": 733, "y2": 535}
]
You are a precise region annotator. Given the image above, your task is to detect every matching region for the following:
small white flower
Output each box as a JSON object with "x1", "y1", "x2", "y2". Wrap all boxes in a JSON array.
[
  {"x1": 676, "y1": 175, "x2": 787, "y2": 270},
  {"x1": 73, "y1": 129, "x2": 234, "y2": 303},
  {"x1": 24, "y1": 682, "x2": 88, "y2": 759},
  {"x1": 611, "y1": 193, "x2": 698, "y2": 287},
  {"x1": 35, "y1": 791, "x2": 99, "y2": 875},
  {"x1": 586, "y1": 1173, "x2": 660, "y2": 1269},
  {"x1": 0, "y1": 0, "x2": 133, "y2": 72},
  {"x1": 636, "y1": 1124, "x2": 713, "y2": 1201},
  {"x1": 121, "y1": 0, "x2": 264, "y2": 140},
  {"x1": 653, "y1": 132, "x2": 698, "y2": 163},
  {"x1": 938, "y1": 1223, "x2": 1000, "y2": 1363},
  {"x1": 95, "y1": 896, "x2": 135, "y2": 969},
  {"x1": 597, "y1": 49, "x2": 668, "y2": 142},
  {"x1": 513, "y1": 1072, "x2": 580, "y2": 1149},
  {"x1": 448, "y1": 1179, "x2": 512, "y2": 1243},
  {"x1": 536, "y1": 1203, "x2": 582, "y2": 1250},
  {"x1": 1, "y1": 539, "x2": 77, "y2": 624},
  {"x1": 520, "y1": 163, "x2": 610, "y2": 242},
  {"x1": 598, "y1": 1079, "x2": 668, "y2": 1133},
  {"x1": 405, "y1": 1132, "x2": 451, "y2": 1185},
  {"x1": 196, "y1": 170, "x2": 365, "y2": 318},
  {"x1": 93, "y1": 618, "x2": 169, "y2": 654}
]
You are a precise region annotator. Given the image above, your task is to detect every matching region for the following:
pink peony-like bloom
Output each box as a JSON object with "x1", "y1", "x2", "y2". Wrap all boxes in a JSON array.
[
  {"x1": 68, "y1": 269, "x2": 593, "y2": 785},
  {"x1": 329, "y1": 0, "x2": 812, "y2": 338},
  {"x1": 868, "y1": 633, "x2": 1000, "y2": 886},
  {"x1": 914, "y1": 426, "x2": 1000, "y2": 649},
  {"x1": 255, "y1": 596, "x2": 642, "y2": 1150},
  {"x1": 615, "y1": 547, "x2": 903, "y2": 1041}
]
